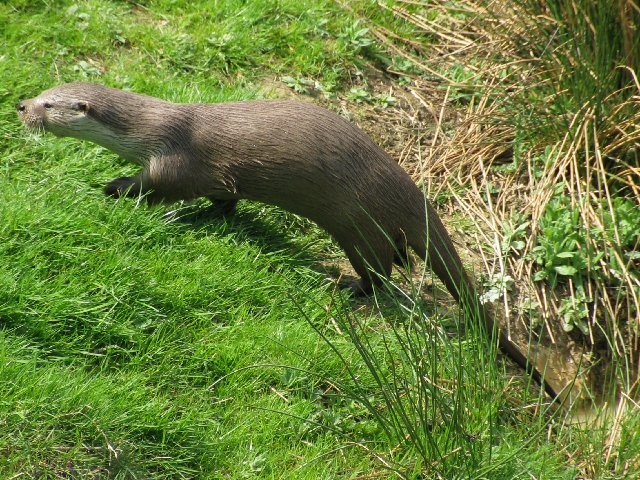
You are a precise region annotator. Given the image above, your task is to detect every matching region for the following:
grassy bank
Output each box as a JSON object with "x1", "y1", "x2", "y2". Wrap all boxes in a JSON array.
[{"x1": 1, "y1": 0, "x2": 639, "y2": 478}]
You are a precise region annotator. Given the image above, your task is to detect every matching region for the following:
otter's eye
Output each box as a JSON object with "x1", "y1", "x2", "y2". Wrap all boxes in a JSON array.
[
  {"x1": 74, "y1": 101, "x2": 88, "y2": 112},
  {"x1": 44, "y1": 102, "x2": 52, "y2": 109}
]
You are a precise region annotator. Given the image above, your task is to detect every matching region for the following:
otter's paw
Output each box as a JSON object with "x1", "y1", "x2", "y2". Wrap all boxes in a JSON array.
[
  {"x1": 104, "y1": 177, "x2": 140, "y2": 198},
  {"x1": 336, "y1": 277, "x2": 373, "y2": 297},
  {"x1": 207, "y1": 199, "x2": 238, "y2": 217}
]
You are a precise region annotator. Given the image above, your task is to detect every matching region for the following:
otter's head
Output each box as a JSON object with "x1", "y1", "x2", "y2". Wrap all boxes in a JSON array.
[
  {"x1": 17, "y1": 82, "x2": 159, "y2": 163},
  {"x1": 17, "y1": 83, "x2": 95, "y2": 138}
]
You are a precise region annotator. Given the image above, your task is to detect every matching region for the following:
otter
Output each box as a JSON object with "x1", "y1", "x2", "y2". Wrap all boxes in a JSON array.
[{"x1": 17, "y1": 82, "x2": 557, "y2": 400}]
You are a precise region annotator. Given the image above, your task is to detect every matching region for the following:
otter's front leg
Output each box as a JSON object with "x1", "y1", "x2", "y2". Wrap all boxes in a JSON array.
[
  {"x1": 104, "y1": 174, "x2": 143, "y2": 198},
  {"x1": 104, "y1": 172, "x2": 165, "y2": 204}
]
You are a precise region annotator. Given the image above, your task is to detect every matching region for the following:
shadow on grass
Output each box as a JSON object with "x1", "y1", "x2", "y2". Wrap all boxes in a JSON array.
[
  {"x1": 165, "y1": 199, "x2": 356, "y2": 284},
  {"x1": 167, "y1": 199, "x2": 449, "y2": 316}
]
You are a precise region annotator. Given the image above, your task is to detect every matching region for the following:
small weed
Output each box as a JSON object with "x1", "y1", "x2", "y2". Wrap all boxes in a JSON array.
[
  {"x1": 391, "y1": 55, "x2": 421, "y2": 75},
  {"x1": 558, "y1": 285, "x2": 590, "y2": 334},
  {"x1": 375, "y1": 93, "x2": 396, "y2": 107},
  {"x1": 347, "y1": 86, "x2": 373, "y2": 103},
  {"x1": 281, "y1": 75, "x2": 335, "y2": 98},
  {"x1": 73, "y1": 59, "x2": 102, "y2": 77},
  {"x1": 480, "y1": 273, "x2": 515, "y2": 304},
  {"x1": 338, "y1": 20, "x2": 375, "y2": 54},
  {"x1": 530, "y1": 195, "x2": 639, "y2": 292},
  {"x1": 501, "y1": 216, "x2": 530, "y2": 255}
]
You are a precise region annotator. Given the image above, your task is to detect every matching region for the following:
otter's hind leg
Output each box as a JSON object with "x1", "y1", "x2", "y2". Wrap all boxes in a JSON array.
[
  {"x1": 339, "y1": 236, "x2": 394, "y2": 296},
  {"x1": 206, "y1": 197, "x2": 238, "y2": 216},
  {"x1": 409, "y1": 205, "x2": 468, "y2": 303},
  {"x1": 392, "y1": 235, "x2": 411, "y2": 267}
]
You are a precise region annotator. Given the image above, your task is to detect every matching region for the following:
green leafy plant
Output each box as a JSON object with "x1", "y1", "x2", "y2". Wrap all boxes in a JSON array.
[
  {"x1": 529, "y1": 198, "x2": 599, "y2": 287},
  {"x1": 530, "y1": 195, "x2": 640, "y2": 290}
]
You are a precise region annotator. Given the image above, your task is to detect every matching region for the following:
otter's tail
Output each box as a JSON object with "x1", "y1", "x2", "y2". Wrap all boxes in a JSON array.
[{"x1": 410, "y1": 203, "x2": 559, "y2": 401}]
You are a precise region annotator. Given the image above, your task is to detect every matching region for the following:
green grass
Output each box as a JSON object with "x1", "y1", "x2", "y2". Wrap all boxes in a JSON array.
[
  {"x1": 1, "y1": 2, "x2": 389, "y2": 477},
  {"x1": 1, "y1": 0, "x2": 405, "y2": 103},
  {"x1": 0, "y1": 142, "x2": 364, "y2": 478},
  {"x1": 2, "y1": 0, "x2": 640, "y2": 478}
]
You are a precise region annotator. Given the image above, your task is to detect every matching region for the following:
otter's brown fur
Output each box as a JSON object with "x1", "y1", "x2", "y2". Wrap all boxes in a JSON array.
[{"x1": 17, "y1": 82, "x2": 557, "y2": 399}]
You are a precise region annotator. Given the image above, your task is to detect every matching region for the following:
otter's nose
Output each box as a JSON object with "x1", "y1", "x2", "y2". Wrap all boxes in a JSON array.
[{"x1": 17, "y1": 102, "x2": 26, "y2": 113}]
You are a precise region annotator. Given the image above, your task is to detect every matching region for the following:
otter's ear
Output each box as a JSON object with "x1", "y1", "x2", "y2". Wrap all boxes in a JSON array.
[{"x1": 73, "y1": 101, "x2": 89, "y2": 113}]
